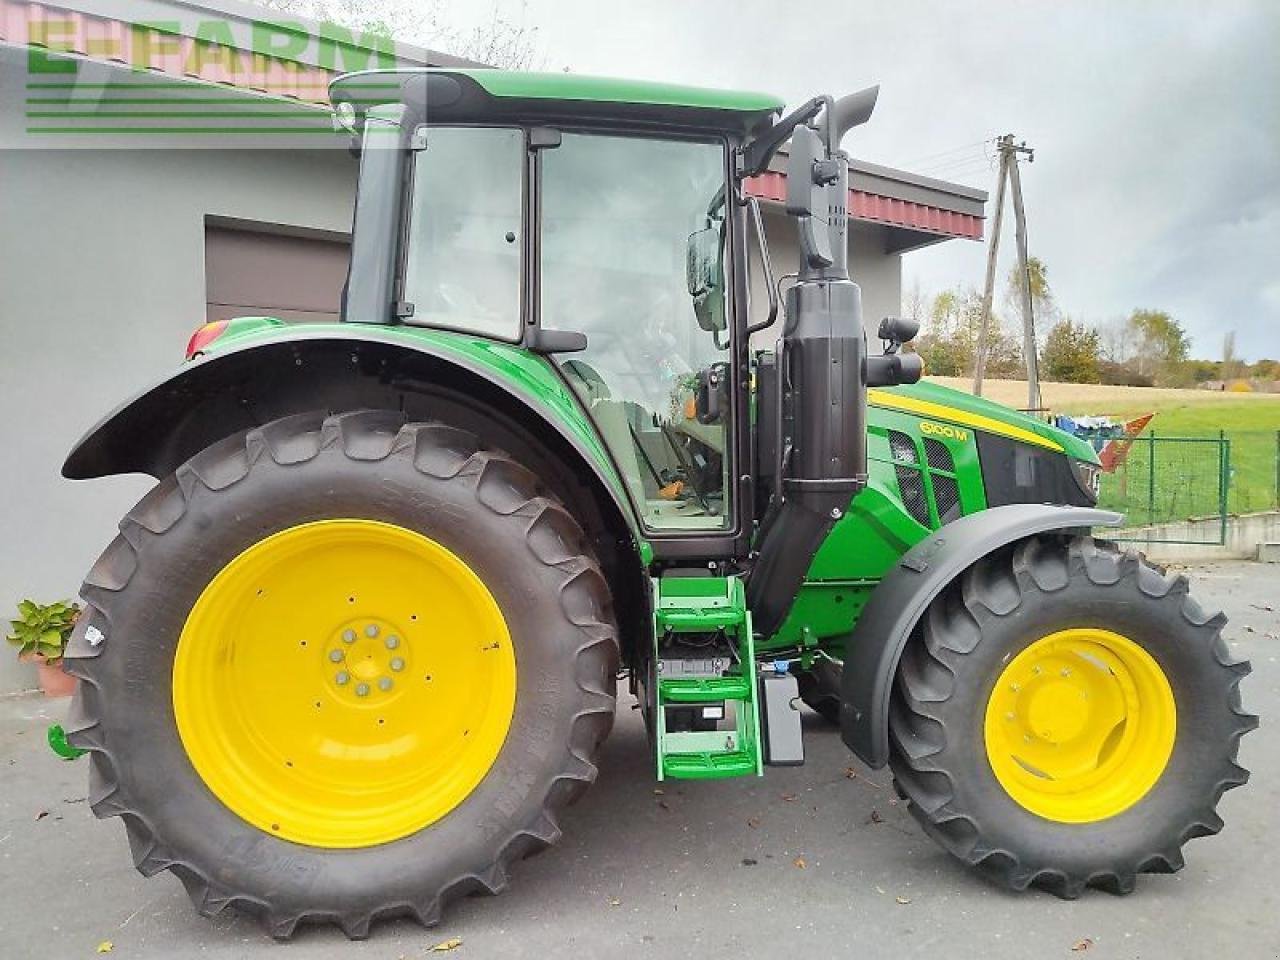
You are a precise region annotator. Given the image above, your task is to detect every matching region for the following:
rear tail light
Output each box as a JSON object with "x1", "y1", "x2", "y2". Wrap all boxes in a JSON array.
[{"x1": 185, "y1": 320, "x2": 229, "y2": 360}]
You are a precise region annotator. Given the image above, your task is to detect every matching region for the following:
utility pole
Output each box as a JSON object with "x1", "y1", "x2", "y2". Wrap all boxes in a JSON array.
[
  {"x1": 972, "y1": 142, "x2": 1009, "y2": 396},
  {"x1": 972, "y1": 134, "x2": 1038, "y2": 411}
]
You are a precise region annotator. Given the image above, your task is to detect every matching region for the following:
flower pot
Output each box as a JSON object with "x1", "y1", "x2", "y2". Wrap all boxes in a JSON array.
[
  {"x1": 37, "y1": 658, "x2": 77, "y2": 698},
  {"x1": 20, "y1": 653, "x2": 77, "y2": 698}
]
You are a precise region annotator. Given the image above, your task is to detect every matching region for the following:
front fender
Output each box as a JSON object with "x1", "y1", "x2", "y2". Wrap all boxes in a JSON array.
[{"x1": 839, "y1": 503, "x2": 1123, "y2": 768}]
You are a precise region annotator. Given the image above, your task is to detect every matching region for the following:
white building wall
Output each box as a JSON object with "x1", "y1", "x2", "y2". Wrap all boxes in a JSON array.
[
  {"x1": 749, "y1": 212, "x2": 903, "y2": 350},
  {"x1": 0, "y1": 147, "x2": 356, "y2": 692}
]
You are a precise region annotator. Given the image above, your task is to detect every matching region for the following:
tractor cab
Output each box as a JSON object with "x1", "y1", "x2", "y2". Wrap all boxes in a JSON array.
[{"x1": 331, "y1": 70, "x2": 777, "y2": 541}]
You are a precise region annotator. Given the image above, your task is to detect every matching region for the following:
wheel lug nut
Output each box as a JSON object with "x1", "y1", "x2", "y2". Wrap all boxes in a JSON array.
[
  {"x1": 328, "y1": 649, "x2": 344, "y2": 663},
  {"x1": 385, "y1": 635, "x2": 400, "y2": 650},
  {"x1": 390, "y1": 657, "x2": 405, "y2": 672},
  {"x1": 365, "y1": 624, "x2": 380, "y2": 638},
  {"x1": 355, "y1": 683, "x2": 370, "y2": 697},
  {"x1": 335, "y1": 671, "x2": 349, "y2": 685},
  {"x1": 378, "y1": 677, "x2": 393, "y2": 691},
  {"x1": 342, "y1": 629, "x2": 356, "y2": 644}
]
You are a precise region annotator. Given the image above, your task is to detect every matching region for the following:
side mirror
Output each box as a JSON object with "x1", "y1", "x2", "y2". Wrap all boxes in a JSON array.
[{"x1": 686, "y1": 225, "x2": 726, "y2": 333}]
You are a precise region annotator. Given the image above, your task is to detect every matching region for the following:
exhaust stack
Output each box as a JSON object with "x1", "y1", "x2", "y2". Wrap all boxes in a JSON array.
[{"x1": 746, "y1": 87, "x2": 917, "y2": 638}]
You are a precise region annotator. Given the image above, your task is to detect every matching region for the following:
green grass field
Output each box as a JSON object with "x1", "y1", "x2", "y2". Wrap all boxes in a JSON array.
[{"x1": 930, "y1": 377, "x2": 1280, "y2": 517}]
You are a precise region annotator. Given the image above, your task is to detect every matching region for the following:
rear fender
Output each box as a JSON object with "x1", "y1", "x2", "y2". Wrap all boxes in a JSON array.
[
  {"x1": 838, "y1": 503, "x2": 1123, "y2": 768},
  {"x1": 63, "y1": 326, "x2": 648, "y2": 663}
]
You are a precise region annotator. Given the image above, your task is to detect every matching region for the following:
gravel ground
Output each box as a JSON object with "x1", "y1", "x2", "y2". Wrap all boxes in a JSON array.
[{"x1": 1, "y1": 560, "x2": 1276, "y2": 960}]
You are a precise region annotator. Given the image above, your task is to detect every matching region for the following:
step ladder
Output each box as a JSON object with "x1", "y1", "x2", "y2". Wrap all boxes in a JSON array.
[{"x1": 652, "y1": 576, "x2": 763, "y2": 781}]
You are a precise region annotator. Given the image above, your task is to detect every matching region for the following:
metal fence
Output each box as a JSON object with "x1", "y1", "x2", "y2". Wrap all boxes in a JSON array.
[
  {"x1": 1097, "y1": 430, "x2": 1280, "y2": 545},
  {"x1": 1098, "y1": 433, "x2": 1229, "y2": 544}
]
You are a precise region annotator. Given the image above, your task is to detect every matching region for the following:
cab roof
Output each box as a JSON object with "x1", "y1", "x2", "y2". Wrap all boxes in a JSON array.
[{"x1": 330, "y1": 68, "x2": 784, "y2": 134}]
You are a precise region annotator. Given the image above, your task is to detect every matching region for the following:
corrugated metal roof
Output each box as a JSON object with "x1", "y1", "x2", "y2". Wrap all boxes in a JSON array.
[{"x1": 746, "y1": 170, "x2": 983, "y2": 241}]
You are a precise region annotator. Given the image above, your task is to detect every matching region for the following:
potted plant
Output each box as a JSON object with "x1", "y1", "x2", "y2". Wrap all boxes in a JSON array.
[{"x1": 7, "y1": 599, "x2": 80, "y2": 698}]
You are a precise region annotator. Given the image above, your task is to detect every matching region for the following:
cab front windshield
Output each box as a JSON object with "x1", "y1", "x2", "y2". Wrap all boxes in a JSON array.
[{"x1": 402, "y1": 126, "x2": 733, "y2": 531}]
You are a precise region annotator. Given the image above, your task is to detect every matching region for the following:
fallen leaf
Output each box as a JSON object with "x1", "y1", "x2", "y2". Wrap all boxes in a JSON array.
[
  {"x1": 96, "y1": 943, "x2": 113, "y2": 955},
  {"x1": 652, "y1": 788, "x2": 664, "y2": 796},
  {"x1": 782, "y1": 793, "x2": 797, "y2": 802},
  {"x1": 746, "y1": 817, "x2": 761, "y2": 829},
  {"x1": 792, "y1": 856, "x2": 807, "y2": 869},
  {"x1": 895, "y1": 896, "x2": 911, "y2": 905},
  {"x1": 430, "y1": 938, "x2": 463, "y2": 952},
  {"x1": 35, "y1": 810, "x2": 49, "y2": 821},
  {"x1": 844, "y1": 767, "x2": 858, "y2": 779},
  {"x1": 741, "y1": 857, "x2": 758, "y2": 867},
  {"x1": 606, "y1": 896, "x2": 621, "y2": 907},
  {"x1": 867, "y1": 809, "x2": 883, "y2": 824},
  {"x1": 1071, "y1": 937, "x2": 1094, "y2": 952}
]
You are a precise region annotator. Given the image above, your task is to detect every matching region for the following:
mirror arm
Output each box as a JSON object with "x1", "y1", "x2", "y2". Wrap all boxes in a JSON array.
[
  {"x1": 738, "y1": 97, "x2": 825, "y2": 179},
  {"x1": 745, "y1": 196, "x2": 779, "y2": 336}
]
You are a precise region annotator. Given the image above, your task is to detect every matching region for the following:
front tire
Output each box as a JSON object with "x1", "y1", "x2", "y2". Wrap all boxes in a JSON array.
[
  {"x1": 888, "y1": 535, "x2": 1256, "y2": 898},
  {"x1": 63, "y1": 411, "x2": 618, "y2": 938}
]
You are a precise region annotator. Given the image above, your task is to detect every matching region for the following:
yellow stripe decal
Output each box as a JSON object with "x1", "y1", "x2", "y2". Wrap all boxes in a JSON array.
[{"x1": 868, "y1": 389, "x2": 1063, "y2": 452}]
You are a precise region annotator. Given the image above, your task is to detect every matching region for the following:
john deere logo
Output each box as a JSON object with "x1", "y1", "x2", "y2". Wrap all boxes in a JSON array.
[{"x1": 920, "y1": 421, "x2": 969, "y2": 442}]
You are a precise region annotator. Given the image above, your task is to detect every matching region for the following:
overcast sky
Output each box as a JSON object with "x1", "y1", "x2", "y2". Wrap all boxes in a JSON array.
[{"x1": 433, "y1": 0, "x2": 1277, "y2": 360}]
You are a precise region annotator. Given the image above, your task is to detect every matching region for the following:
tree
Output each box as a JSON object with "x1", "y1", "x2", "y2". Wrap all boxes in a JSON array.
[
  {"x1": 1129, "y1": 308, "x2": 1191, "y2": 384},
  {"x1": 915, "y1": 286, "x2": 1020, "y2": 378},
  {"x1": 1222, "y1": 330, "x2": 1243, "y2": 382},
  {"x1": 256, "y1": 0, "x2": 541, "y2": 69},
  {"x1": 1006, "y1": 255, "x2": 1055, "y2": 321},
  {"x1": 1041, "y1": 319, "x2": 1101, "y2": 384}
]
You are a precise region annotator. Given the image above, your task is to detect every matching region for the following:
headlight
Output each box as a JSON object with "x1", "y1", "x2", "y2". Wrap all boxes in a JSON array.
[{"x1": 1069, "y1": 458, "x2": 1102, "y2": 504}]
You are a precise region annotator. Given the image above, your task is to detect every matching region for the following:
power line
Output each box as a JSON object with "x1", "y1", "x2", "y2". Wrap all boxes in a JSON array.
[
  {"x1": 914, "y1": 149, "x2": 992, "y2": 173},
  {"x1": 897, "y1": 135, "x2": 1000, "y2": 169}
]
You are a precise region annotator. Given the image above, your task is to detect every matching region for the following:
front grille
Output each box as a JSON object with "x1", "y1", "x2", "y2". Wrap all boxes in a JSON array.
[
  {"x1": 933, "y1": 474, "x2": 961, "y2": 523},
  {"x1": 889, "y1": 431, "x2": 917, "y2": 464},
  {"x1": 895, "y1": 466, "x2": 931, "y2": 526},
  {"x1": 922, "y1": 438, "x2": 960, "y2": 523},
  {"x1": 889, "y1": 430, "x2": 966, "y2": 528},
  {"x1": 888, "y1": 430, "x2": 931, "y2": 526},
  {"x1": 923, "y1": 437, "x2": 955, "y2": 472}
]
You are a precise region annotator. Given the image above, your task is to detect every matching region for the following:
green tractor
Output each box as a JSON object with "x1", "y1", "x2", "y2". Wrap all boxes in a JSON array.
[{"x1": 60, "y1": 69, "x2": 1254, "y2": 938}]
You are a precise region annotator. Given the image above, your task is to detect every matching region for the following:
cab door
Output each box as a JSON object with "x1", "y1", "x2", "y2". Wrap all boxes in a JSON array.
[{"x1": 538, "y1": 131, "x2": 742, "y2": 543}]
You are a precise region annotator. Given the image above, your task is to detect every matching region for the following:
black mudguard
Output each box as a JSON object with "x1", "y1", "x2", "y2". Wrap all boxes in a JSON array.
[{"x1": 839, "y1": 503, "x2": 1123, "y2": 768}]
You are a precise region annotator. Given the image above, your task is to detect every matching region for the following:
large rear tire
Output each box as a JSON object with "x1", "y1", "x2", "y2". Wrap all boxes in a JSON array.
[
  {"x1": 63, "y1": 411, "x2": 618, "y2": 938},
  {"x1": 888, "y1": 535, "x2": 1256, "y2": 898}
]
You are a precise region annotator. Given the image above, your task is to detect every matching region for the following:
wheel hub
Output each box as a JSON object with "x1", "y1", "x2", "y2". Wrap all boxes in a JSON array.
[{"x1": 325, "y1": 619, "x2": 410, "y2": 702}]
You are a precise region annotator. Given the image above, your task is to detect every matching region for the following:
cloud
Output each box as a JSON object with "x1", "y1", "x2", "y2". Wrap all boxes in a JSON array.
[{"x1": 442, "y1": 0, "x2": 1277, "y2": 360}]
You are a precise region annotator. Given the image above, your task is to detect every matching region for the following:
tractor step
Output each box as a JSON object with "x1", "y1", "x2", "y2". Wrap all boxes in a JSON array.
[{"x1": 652, "y1": 575, "x2": 763, "y2": 781}]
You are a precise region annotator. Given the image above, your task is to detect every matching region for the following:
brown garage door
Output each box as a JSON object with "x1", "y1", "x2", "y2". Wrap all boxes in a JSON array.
[{"x1": 205, "y1": 223, "x2": 351, "y2": 324}]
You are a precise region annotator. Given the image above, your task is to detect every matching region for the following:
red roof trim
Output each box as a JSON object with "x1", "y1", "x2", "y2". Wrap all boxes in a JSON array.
[{"x1": 745, "y1": 171, "x2": 983, "y2": 242}]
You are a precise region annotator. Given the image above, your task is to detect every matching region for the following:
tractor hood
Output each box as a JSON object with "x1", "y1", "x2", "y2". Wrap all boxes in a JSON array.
[{"x1": 869, "y1": 380, "x2": 1098, "y2": 465}]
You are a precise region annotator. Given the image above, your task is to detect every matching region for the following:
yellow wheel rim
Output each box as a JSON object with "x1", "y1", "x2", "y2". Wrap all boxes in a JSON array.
[
  {"x1": 173, "y1": 519, "x2": 516, "y2": 848},
  {"x1": 984, "y1": 628, "x2": 1176, "y2": 823}
]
